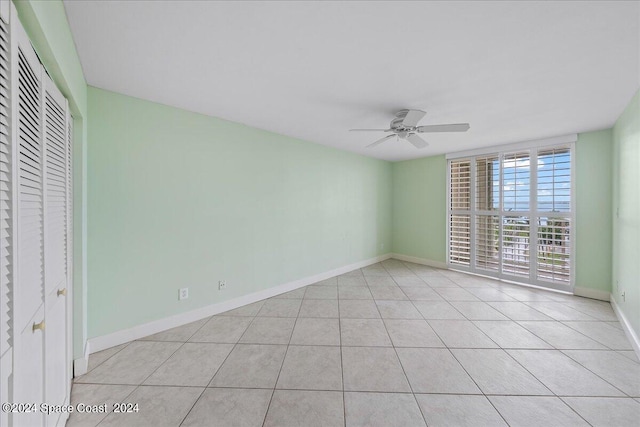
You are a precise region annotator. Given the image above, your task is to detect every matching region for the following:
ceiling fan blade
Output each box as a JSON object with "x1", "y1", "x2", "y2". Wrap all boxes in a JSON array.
[
  {"x1": 366, "y1": 134, "x2": 396, "y2": 148},
  {"x1": 349, "y1": 129, "x2": 391, "y2": 132},
  {"x1": 401, "y1": 110, "x2": 426, "y2": 127},
  {"x1": 405, "y1": 133, "x2": 429, "y2": 149},
  {"x1": 416, "y1": 123, "x2": 470, "y2": 133}
]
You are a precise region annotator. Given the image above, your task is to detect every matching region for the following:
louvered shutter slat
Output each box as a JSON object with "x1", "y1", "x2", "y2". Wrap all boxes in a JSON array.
[
  {"x1": 501, "y1": 216, "x2": 530, "y2": 278},
  {"x1": 0, "y1": 14, "x2": 10, "y2": 350},
  {"x1": 66, "y1": 112, "x2": 72, "y2": 289},
  {"x1": 475, "y1": 215, "x2": 499, "y2": 272}
]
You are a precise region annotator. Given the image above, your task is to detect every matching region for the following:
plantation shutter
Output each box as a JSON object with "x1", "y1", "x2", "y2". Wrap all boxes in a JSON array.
[
  {"x1": 449, "y1": 159, "x2": 471, "y2": 266},
  {"x1": 502, "y1": 152, "x2": 531, "y2": 212},
  {"x1": 475, "y1": 155, "x2": 500, "y2": 272},
  {"x1": 0, "y1": 11, "x2": 11, "y2": 352},
  {"x1": 475, "y1": 215, "x2": 500, "y2": 271},
  {"x1": 536, "y1": 147, "x2": 572, "y2": 284},
  {"x1": 500, "y1": 152, "x2": 531, "y2": 278},
  {"x1": 16, "y1": 38, "x2": 43, "y2": 332},
  {"x1": 501, "y1": 216, "x2": 530, "y2": 278},
  {"x1": 447, "y1": 137, "x2": 574, "y2": 291}
]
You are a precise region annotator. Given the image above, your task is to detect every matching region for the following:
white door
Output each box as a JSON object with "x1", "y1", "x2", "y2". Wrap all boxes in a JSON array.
[
  {"x1": 13, "y1": 306, "x2": 45, "y2": 427},
  {"x1": 12, "y1": 0, "x2": 44, "y2": 343},
  {"x1": 10, "y1": 7, "x2": 46, "y2": 425},
  {"x1": 0, "y1": 8, "x2": 14, "y2": 427},
  {"x1": 43, "y1": 73, "x2": 70, "y2": 427},
  {"x1": 6, "y1": 3, "x2": 74, "y2": 426}
]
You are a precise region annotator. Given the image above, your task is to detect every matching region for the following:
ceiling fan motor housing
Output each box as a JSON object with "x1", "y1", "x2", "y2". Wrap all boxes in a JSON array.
[{"x1": 391, "y1": 110, "x2": 413, "y2": 131}]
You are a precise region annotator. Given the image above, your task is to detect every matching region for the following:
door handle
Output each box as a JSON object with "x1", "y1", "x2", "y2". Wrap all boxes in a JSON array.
[
  {"x1": 32, "y1": 320, "x2": 45, "y2": 332},
  {"x1": 57, "y1": 288, "x2": 67, "y2": 297}
]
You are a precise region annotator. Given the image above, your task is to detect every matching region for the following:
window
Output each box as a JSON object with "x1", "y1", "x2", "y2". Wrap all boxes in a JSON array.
[
  {"x1": 449, "y1": 160, "x2": 471, "y2": 266},
  {"x1": 447, "y1": 141, "x2": 574, "y2": 290}
]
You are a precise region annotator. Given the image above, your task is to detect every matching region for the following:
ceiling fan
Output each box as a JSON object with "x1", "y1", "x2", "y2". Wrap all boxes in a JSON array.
[{"x1": 350, "y1": 109, "x2": 470, "y2": 149}]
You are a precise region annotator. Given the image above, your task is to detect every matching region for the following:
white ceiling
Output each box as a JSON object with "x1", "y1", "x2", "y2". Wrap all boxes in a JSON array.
[{"x1": 64, "y1": 1, "x2": 639, "y2": 161}]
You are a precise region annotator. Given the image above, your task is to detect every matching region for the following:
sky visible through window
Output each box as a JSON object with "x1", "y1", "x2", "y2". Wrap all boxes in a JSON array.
[{"x1": 491, "y1": 151, "x2": 570, "y2": 212}]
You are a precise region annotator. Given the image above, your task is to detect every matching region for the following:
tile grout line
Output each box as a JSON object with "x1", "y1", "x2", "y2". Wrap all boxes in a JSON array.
[
  {"x1": 336, "y1": 276, "x2": 347, "y2": 427},
  {"x1": 94, "y1": 384, "x2": 140, "y2": 427},
  {"x1": 560, "y1": 320, "x2": 629, "y2": 351},
  {"x1": 260, "y1": 291, "x2": 303, "y2": 427},
  {"x1": 555, "y1": 395, "x2": 597, "y2": 427},
  {"x1": 502, "y1": 318, "x2": 637, "y2": 396},
  {"x1": 68, "y1": 381, "x2": 639, "y2": 397},
  {"x1": 92, "y1": 334, "x2": 197, "y2": 427},
  {"x1": 176, "y1": 313, "x2": 259, "y2": 426},
  {"x1": 76, "y1": 341, "x2": 132, "y2": 378},
  {"x1": 519, "y1": 300, "x2": 599, "y2": 322},
  {"x1": 513, "y1": 319, "x2": 608, "y2": 352},
  {"x1": 556, "y1": 349, "x2": 635, "y2": 398},
  {"x1": 442, "y1": 345, "x2": 512, "y2": 426},
  {"x1": 378, "y1": 262, "x2": 429, "y2": 427},
  {"x1": 401, "y1": 260, "x2": 566, "y2": 426},
  {"x1": 401, "y1": 261, "x2": 515, "y2": 427},
  {"x1": 375, "y1": 261, "x2": 630, "y2": 411},
  {"x1": 178, "y1": 306, "x2": 265, "y2": 425},
  {"x1": 93, "y1": 338, "x2": 193, "y2": 426}
]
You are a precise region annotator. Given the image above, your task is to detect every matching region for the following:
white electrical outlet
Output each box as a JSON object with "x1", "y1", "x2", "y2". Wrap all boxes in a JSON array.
[
  {"x1": 179, "y1": 288, "x2": 189, "y2": 300},
  {"x1": 218, "y1": 280, "x2": 227, "y2": 290}
]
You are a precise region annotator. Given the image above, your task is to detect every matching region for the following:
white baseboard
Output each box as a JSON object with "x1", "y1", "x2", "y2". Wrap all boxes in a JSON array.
[
  {"x1": 574, "y1": 286, "x2": 610, "y2": 302},
  {"x1": 73, "y1": 341, "x2": 90, "y2": 377},
  {"x1": 390, "y1": 253, "x2": 447, "y2": 269},
  {"x1": 88, "y1": 253, "x2": 392, "y2": 354},
  {"x1": 610, "y1": 295, "x2": 640, "y2": 358}
]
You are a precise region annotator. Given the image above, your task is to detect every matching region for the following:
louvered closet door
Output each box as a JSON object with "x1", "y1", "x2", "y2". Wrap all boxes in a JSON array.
[
  {"x1": 0, "y1": 9, "x2": 13, "y2": 427},
  {"x1": 14, "y1": 17, "x2": 43, "y2": 332},
  {"x1": 65, "y1": 110, "x2": 73, "y2": 387},
  {"x1": 11, "y1": 9, "x2": 45, "y2": 427},
  {"x1": 43, "y1": 74, "x2": 69, "y2": 427}
]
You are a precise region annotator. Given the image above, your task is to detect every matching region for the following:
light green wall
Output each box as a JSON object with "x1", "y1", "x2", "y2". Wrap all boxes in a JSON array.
[
  {"x1": 391, "y1": 133, "x2": 616, "y2": 296},
  {"x1": 391, "y1": 155, "x2": 447, "y2": 263},
  {"x1": 87, "y1": 87, "x2": 392, "y2": 338},
  {"x1": 575, "y1": 129, "x2": 613, "y2": 293},
  {"x1": 13, "y1": 0, "x2": 88, "y2": 359},
  {"x1": 612, "y1": 89, "x2": 640, "y2": 335}
]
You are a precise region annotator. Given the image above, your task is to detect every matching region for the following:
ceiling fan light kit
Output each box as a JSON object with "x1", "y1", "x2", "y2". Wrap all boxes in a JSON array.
[{"x1": 350, "y1": 109, "x2": 470, "y2": 149}]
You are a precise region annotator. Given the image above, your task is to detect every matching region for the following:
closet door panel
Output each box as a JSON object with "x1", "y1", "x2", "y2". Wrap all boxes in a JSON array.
[
  {"x1": 43, "y1": 80, "x2": 66, "y2": 297},
  {"x1": 43, "y1": 75, "x2": 69, "y2": 426},
  {"x1": 10, "y1": 8, "x2": 46, "y2": 427},
  {"x1": 65, "y1": 111, "x2": 73, "y2": 392},
  {"x1": 12, "y1": 306, "x2": 45, "y2": 427},
  {"x1": 14, "y1": 21, "x2": 43, "y2": 333},
  {"x1": 0, "y1": 10, "x2": 12, "y2": 427},
  {"x1": 0, "y1": 3, "x2": 12, "y2": 356},
  {"x1": 44, "y1": 289, "x2": 66, "y2": 426}
]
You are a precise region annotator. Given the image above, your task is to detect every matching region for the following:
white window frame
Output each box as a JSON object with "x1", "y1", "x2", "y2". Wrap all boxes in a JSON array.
[{"x1": 446, "y1": 135, "x2": 577, "y2": 292}]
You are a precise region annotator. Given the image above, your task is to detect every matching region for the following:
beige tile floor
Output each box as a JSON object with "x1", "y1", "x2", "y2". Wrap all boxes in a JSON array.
[{"x1": 69, "y1": 259, "x2": 640, "y2": 427}]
